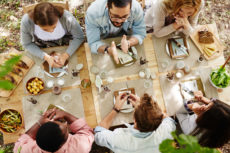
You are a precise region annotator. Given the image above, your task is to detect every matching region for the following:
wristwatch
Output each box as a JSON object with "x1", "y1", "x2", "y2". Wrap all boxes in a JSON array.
[{"x1": 104, "y1": 46, "x2": 109, "y2": 54}]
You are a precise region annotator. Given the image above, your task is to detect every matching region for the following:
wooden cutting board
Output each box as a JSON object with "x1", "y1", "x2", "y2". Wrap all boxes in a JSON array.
[
  {"x1": 0, "y1": 48, "x2": 34, "y2": 97},
  {"x1": 190, "y1": 24, "x2": 225, "y2": 60}
]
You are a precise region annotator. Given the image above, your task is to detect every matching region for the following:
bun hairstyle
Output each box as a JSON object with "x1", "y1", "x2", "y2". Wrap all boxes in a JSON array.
[
  {"x1": 29, "y1": 2, "x2": 64, "y2": 26},
  {"x1": 134, "y1": 93, "x2": 163, "y2": 132},
  {"x1": 163, "y1": 0, "x2": 201, "y2": 17}
]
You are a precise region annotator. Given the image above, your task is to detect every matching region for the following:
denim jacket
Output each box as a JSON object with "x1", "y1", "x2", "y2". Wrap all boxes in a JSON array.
[{"x1": 85, "y1": 0, "x2": 146, "y2": 53}]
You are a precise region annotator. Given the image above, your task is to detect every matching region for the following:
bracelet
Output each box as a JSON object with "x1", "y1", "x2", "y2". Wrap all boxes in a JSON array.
[
  {"x1": 104, "y1": 46, "x2": 109, "y2": 54},
  {"x1": 113, "y1": 107, "x2": 120, "y2": 113}
]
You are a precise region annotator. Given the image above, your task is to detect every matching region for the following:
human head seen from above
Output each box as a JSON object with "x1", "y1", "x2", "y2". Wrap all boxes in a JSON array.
[
  {"x1": 107, "y1": 0, "x2": 132, "y2": 27},
  {"x1": 164, "y1": 0, "x2": 201, "y2": 18},
  {"x1": 30, "y1": 2, "x2": 64, "y2": 32},
  {"x1": 36, "y1": 120, "x2": 69, "y2": 152},
  {"x1": 128, "y1": 93, "x2": 164, "y2": 132}
]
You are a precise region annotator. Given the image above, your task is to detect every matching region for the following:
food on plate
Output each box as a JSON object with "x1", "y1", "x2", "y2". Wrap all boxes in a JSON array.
[
  {"x1": 210, "y1": 67, "x2": 230, "y2": 88},
  {"x1": 0, "y1": 109, "x2": 22, "y2": 133},
  {"x1": 198, "y1": 30, "x2": 214, "y2": 44},
  {"x1": 203, "y1": 44, "x2": 216, "y2": 57},
  {"x1": 4, "y1": 75, "x2": 16, "y2": 84},
  {"x1": 12, "y1": 67, "x2": 23, "y2": 77},
  {"x1": 26, "y1": 77, "x2": 44, "y2": 95},
  {"x1": 16, "y1": 60, "x2": 29, "y2": 69}
]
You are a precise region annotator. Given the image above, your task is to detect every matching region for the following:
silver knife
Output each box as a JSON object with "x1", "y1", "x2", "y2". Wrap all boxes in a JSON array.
[{"x1": 44, "y1": 71, "x2": 54, "y2": 78}]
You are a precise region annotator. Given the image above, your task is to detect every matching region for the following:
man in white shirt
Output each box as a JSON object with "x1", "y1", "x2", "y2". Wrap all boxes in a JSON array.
[{"x1": 94, "y1": 93, "x2": 176, "y2": 153}]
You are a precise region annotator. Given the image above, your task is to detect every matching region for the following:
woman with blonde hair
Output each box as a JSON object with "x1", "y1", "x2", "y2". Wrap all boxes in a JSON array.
[{"x1": 144, "y1": 0, "x2": 203, "y2": 37}]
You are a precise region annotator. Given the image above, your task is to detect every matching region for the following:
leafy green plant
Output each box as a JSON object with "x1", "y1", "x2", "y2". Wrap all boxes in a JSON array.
[
  {"x1": 159, "y1": 132, "x2": 220, "y2": 153},
  {"x1": 0, "y1": 144, "x2": 14, "y2": 153},
  {"x1": 0, "y1": 55, "x2": 22, "y2": 90}
]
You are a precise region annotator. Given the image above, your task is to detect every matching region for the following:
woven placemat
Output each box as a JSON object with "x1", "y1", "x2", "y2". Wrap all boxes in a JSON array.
[
  {"x1": 22, "y1": 87, "x2": 84, "y2": 130},
  {"x1": 159, "y1": 67, "x2": 218, "y2": 116},
  {"x1": 24, "y1": 47, "x2": 81, "y2": 92},
  {"x1": 97, "y1": 79, "x2": 154, "y2": 126},
  {"x1": 91, "y1": 37, "x2": 147, "y2": 78},
  {"x1": 152, "y1": 35, "x2": 208, "y2": 72}
]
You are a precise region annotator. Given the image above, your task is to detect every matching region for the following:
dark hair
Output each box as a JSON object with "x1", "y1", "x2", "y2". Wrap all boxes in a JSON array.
[
  {"x1": 30, "y1": 2, "x2": 64, "y2": 26},
  {"x1": 107, "y1": 0, "x2": 132, "y2": 9},
  {"x1": 134, "y1": 94, "x2": 163, "y2": 132},
  {"x1": 36, "y1": 122, "x2": 66, "y2": 152},
  {"x1": 192, "y1": 99, "x2": 230, "y2": 148}
]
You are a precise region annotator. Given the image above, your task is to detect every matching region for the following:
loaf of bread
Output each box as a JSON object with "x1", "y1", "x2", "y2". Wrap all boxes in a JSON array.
[{"x1": 198, "y1": 30, "x2": 214, "y2": 44}]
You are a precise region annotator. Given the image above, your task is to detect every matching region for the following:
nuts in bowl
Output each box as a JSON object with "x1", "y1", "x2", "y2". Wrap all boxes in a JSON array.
[{"x1": 26, "y1": 77, "x2": 44, "y2": 95}]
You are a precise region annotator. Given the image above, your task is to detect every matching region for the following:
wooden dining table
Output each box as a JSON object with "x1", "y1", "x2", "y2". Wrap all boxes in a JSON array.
[{"x1": 0, "y1": 23, "x2": 229, "y2": 144}]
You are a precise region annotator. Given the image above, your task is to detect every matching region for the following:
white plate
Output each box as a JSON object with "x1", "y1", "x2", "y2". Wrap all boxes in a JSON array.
[
  {"x1": 113, "y1": 88, "x2": 134, "y2": 113},
  {"x1": 166, "y1": 36, "x2": 190, "y2": 60}
]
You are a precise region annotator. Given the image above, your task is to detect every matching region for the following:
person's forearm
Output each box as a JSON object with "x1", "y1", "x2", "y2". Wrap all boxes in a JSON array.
[
  {"x1": 24, "y1": 43, "x2": 45, "y2": 60},
  {"x1": 201, "y1": 96, "x2": 212, "y2": 104},
  {"x1": 64, "y1": 112, "x2": 78, "y2": 124},
  {"x1": 128, "y1": 37, "x2": 139, "y2": 47},
  {"x1": 99, "y1": 110, "x2": 118, "y2": 129},
  {"x1": 26, "y1": 122, "x2": 41, "y2": 140},
  {"x1": 98, "y1": 45, "x2": 108, "y2": 54}
]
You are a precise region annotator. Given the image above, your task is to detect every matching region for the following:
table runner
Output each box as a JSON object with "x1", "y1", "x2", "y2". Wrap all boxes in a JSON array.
[
  {"x1": 152, "y1": 35, "x2": 208, "y2": 72},
  {"x1": 91, "y1": 37, "x2": 147, "y2": 78},
  {"x1": 23, "y1": 46, "x2": 81, "y2": 91},
  {"x1": 159, "y1": 67, "x2": 218, "y2": 116},
  {"x1": 22, "y1": 87, "x2": 84, "y2": 130},
  {"x1": 97, "y1": 79, "x2": 154, "y2": 126}
]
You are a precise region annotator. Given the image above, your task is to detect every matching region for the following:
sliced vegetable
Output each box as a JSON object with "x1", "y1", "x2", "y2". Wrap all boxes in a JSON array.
[{"x1": 0, "y1": 109, "x2": 22, "y2": 133}]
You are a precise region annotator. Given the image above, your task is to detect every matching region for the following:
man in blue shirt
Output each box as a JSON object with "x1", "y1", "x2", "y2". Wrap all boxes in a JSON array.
[{"x1": 85, "y1": 0, "x2": 146, "y2": 64}]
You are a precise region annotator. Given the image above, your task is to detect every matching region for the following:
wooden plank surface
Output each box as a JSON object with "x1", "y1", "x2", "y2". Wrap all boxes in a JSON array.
[
  {"x1": 77, "y1": 44, "x2": 97, "y2": 128},
  {"x1": 190, "y1": 23, "x2": 224, "y2": 60},
  {"x1": 0, "y1": 48, "x2": 34, "y2": 97}
]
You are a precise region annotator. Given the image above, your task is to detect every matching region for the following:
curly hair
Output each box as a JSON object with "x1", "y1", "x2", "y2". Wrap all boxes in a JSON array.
[
  {"x1": 36, "y1": 122, "x2": 66, "y2": 152},
  {"x1": 134, "y1": 94, "x2": 164, "y2": 132}
]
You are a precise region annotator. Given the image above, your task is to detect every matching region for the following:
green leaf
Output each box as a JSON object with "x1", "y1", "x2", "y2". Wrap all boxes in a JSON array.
[
  {"x1": 17, "y1": 146, "x2": 22, "y2": 153},
  {"x1": 0, "y1": 55, "x2": 22, "y2": 78},
  {"x1": 160, "y1": 131, "x2": 220, "y2": 153},
  {"x1": 0, "y1": 80, "x2": 15, "y2": 90},
  {"x1": 0, "y1": 149, "x2": 5, "y2": 153},
  {"x1": 159, "y1": 139, "x2": 178, "y2": 153}
]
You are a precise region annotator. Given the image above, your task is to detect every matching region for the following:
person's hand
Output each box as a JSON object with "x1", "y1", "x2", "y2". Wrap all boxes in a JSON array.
[
  {"x1": 188, "y1": 103, "x2": 206, "y2": 115},
  {"x1": 194, "y1": 91, "x2": 204, "y2": 101},
  {"x1": 121, "y1": 35, "x2": 129, "y2": 53},
  {"x1": 52, "y1": 109, "x2": 67, "y2": 121},
  {"x1": 55, "y1": 53, "x2": 69, "y2": 67},
  {"x1": 127, "y1": 94, "x2": 140, "y2": 108},
  {"x1": 44, "y1": 54, "x2": 62, "y2": 68},
  {"x1": 108, "y1": 41, "x2": 119, "y2": 64},
  {"x1": 39, "y1": 108, "x2": 56, "y2": 125},
  {"x1": 174, "y1": 16, "x2": 190, "y2": 30},
  {"x1": 114, "y1": 92, "x2": 129, "y2": 110}
]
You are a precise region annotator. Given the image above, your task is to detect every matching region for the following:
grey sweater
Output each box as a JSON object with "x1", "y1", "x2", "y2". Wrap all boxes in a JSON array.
[{"x1": 20, "y1": 10, "x2": 85, "y2": 59}]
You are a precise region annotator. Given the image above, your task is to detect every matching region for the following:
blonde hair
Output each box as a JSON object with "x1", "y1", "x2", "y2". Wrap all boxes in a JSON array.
[{"x1": 163, "y1": 0, "x2": 201, "y2": 18}]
